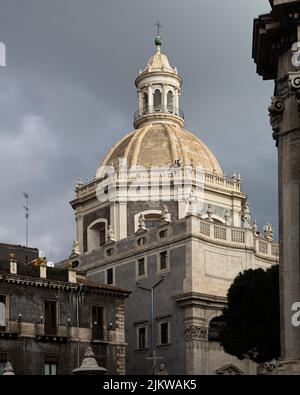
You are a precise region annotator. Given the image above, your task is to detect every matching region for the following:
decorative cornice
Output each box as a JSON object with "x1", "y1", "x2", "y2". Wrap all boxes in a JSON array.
[
  {"x1": 184, "y1": 325, "x2": 208, "y2": 341},
  {"x1": 0, "y1": 273, "x2": 129, "y2": 298},
  {"x1": 253, "y1": 4, "x2": 299, "y2": 80}
]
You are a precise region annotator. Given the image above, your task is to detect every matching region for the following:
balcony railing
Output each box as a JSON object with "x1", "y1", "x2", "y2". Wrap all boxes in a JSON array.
[
  {"x1": 35, "y1": 323, "x2": 70, "y2": 342},
  {"x1": 134, "y1": 105, "x2": 184, "y2": 121},
  {"x1": 92, "y1": 328, "x2": 104, "y2": 340},
  {"x1": 0, "y1": 320, "x2": 21, "y2": 339}
]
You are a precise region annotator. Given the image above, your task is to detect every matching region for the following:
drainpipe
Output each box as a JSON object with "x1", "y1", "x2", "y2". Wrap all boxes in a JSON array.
[{"x1": 76, "y1": 285, "x2": 83, "y2": 368}]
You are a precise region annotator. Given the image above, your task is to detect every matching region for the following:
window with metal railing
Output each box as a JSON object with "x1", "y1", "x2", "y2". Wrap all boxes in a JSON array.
[
  {"x1": 44, "y1": 300, "x2": 57, "y2": 336},
  {"x1": 0, "y1": 296, "x2": 6, "y2": 331},
  {"x1": 92, "y1": 306, "x2": 104, "y2": 341}
]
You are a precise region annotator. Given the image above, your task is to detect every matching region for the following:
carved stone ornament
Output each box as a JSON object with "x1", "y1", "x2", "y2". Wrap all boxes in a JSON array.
[
  {"x1": 257, "y1": 360, "x2": 278, "y2": 376},
  {"x1": 138, "y1": 213, "x2": 146, "y2": 229},
  {"x1": 3, "y1": 362, "x2": 15, "y2": 375},
  {"x1": 289, "y1": 72, "x2": 300, "y2": 118},
  {"x1": 71, "y1": 240, "x2": 81, "y2": 256},
  {"x1": 184, "y1": 325, "x2": 208, "y2": 341},
  {"x1": 107, "y1": 225, "x2": 116, "y2": 242},
  {"x1": 154, "y1": 363, "x2": 169, "y2": 375},
  {"x1": 268, "y1": 96, "x2": 284, "y2": 141},
  {"x1": 161, "y1": 205, "x2": 171, "y2": 223},
  {"x1": 264, "y1": 223, "x2": 274, "y2": 242}
]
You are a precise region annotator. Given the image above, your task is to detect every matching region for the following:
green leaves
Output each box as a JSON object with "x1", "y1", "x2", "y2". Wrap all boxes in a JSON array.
[{"x1": 220, "y1": 265, "x2": 280, "y2": 363}]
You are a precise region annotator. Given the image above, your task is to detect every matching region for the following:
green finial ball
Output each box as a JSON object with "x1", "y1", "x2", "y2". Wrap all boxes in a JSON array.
[{"x1": 155, "y1": 35, "x2": 162, "y2": 47}]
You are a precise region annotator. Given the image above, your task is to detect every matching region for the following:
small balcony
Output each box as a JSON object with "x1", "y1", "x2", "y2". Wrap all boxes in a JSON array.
[
  {"x1": 0, "y1": 320, "x2": 21, "y2": 339},
  {"x1": 134, "y1": 106, "x2": 185, "y2": 128},
  {"x1": 91, "y1": 325, "x2": 109, "y2": 343},
  {"x1": 35, "y1": 323, "x2": 70, "y2": 343}
]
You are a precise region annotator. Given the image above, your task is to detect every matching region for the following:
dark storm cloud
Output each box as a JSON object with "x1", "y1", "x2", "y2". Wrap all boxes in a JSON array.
[{"x1": 0, "y1": 0, "x2": 275, "y2": 261}]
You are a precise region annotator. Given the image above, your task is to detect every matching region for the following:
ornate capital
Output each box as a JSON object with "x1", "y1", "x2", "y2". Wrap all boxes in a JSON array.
[
  {"x1": 268, "y1": 96, "x2": 284, "y2": 142},
  {"x1": 184, "y1": 325, "x2": 208, "y2": 341},
  {"x1": 289, "y1": 72, "x2": 300, "y2": 117}
]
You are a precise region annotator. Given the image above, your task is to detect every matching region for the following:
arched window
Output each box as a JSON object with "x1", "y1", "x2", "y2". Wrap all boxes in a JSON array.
[
  {"x1": 208, "y1": 316, "x2": 225, "y2": 342},
  {"x1": 0, "y1": 296, "x2": 6, "y2": 329},
  {"x1": 167, "y1": 91, "x2": 174, "y2": 113},
  {"x1": 153, "y1": 89, "x2": 162, "y2": 111},
  {"x1": 135, "y1": 210, "x2": 163, "y2": 232},
  {"x1": 87, "y1": 220, "x2": 107, "y2": 251},
  {"x1": 143, "y1": 92, "x2": 148, "y2": 112}
]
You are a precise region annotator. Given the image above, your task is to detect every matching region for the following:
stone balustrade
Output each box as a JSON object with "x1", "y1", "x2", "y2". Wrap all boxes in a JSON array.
[
  {"x1": 197, "y1": 218, "x2": 278, "y2": 259},
  {"x1": 75, "y1": 169, "x2": 242, "y2": 199}
]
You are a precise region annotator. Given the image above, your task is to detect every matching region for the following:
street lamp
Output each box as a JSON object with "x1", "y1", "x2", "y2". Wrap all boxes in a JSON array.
[{"x1": 136, "y1": 275, "x2": 165, "y2": 372}]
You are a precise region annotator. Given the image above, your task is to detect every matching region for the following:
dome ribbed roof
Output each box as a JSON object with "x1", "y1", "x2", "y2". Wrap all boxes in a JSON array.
[
  {"x1": 144, "y1": 47, "x2": 175, "y2": 73},
  {"x1": 97, "y1": 123, "x2": 222, "y2": 175}
]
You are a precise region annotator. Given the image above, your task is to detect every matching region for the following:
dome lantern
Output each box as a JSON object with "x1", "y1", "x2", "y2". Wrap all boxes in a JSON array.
[{"x1": 134, "y1": 33, "x2": 184, "y2": 129}]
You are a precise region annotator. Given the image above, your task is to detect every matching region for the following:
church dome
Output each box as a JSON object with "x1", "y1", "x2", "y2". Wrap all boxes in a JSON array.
[
  {"x1": 144, "y1": 47, "x2": 174, "y2": 73},
  {"x1": 98, "y1": 123, "x2": 223, "y2": 175}
]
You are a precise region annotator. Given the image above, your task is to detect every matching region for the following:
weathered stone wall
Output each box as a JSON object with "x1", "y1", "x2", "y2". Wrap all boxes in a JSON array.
[
  {"x1": 0, "y1": 282, "x2": 126, "y2": 375},
  {"x1": 83, "y1": 205, "x2": 111, "y2": 252},
  {"x1": 89, "y1": 244, "x2": 187, "y2": 375}
]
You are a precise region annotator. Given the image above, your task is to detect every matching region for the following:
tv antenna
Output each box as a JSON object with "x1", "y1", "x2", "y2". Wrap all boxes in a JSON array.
[{"x1": 23, "y1": 192, "x2": 29, "y2": 247}]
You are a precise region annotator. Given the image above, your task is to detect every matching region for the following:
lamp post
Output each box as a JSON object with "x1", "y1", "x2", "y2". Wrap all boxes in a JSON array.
[{"x1": 136, "y1": 276, "x2": 165, "y2": 372}]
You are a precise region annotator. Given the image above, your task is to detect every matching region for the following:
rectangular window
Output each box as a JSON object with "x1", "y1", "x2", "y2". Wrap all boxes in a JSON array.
[
  {"x1": 106, "y1": 248, "x2": 114, "y2": 257},
  {"x1": 0, "y1": 353, "x2": 7, "y2": 375},
  {"x1": 44, "y1": 301, "x2": 57, "y2": 336},
  {"x1": 137, "y1": 326, "x2": 147, "y2": 350},
  {"x1": 44, "y1": 356, "x2": 58, "y2": 375},
  {"x1": 92, "y1": 306, "x2": 104, "y2": 340},
  {"x1": 0, "y1": 295, "x2": 6, "y2": 330},
  {"x1": 159, "y1": 230, "x2": 168, "y2": 239},
  {"x1": 159, "y1": 321, "x2": 170, "y2": 345},
  {"x1": 138, "y1": 258, "x2": 145, "y2": 277},
  {"x1": 106, "y1": 268, "x2": 114, "y2": 285},
  {"x1": 160, "y1": 252, "x2": 168, "y2": 271}
]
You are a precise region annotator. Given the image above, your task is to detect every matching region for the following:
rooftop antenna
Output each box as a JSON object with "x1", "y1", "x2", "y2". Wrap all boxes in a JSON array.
[{"x1": 22, "y1": 192, "x2": 29, "y2": 247}]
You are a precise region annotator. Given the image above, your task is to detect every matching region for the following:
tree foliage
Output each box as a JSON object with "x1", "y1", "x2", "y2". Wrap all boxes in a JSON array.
[{"x1": 220, "y1": 265, "x2": 280, "y2": 363}]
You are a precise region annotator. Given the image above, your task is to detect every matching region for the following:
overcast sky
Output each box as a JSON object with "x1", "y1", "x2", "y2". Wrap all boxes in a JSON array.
[{"x1": 0, "y1": 0, "x2": 275, "y2": 262}]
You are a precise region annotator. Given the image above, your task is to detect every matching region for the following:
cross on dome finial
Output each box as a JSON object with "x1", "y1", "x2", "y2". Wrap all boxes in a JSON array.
[
  {"x1": 154, "y1": 21, "x2": 162, "y2": 48},
  {"x1": 155, "y1": 21, "x2": 162, "y2": 36}
]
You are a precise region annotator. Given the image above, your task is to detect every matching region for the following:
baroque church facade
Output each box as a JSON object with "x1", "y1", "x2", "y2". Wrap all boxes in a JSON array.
[{"x1": 63, "y1": 36, "x2": 279, "y2": 375}]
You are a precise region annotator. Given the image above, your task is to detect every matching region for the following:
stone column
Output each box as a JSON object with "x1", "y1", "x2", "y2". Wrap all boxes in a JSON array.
[
  {"x1": 277, "y1": 67, "x2": 300, "y2": 362},
  {"x1": 138, "y1": 89, "x2": 143, "y2": 112},
  {"x1": 110, "y1": 203, "x2": 119, "y2": 240},
  {"x1": 253, "y1": 1, "x2": 300, "y2": 371},
  {"x1": 76, "y1": 214, "x2": 84, "y2": 253},
  {"x1": 148, "y1": 84, "x2": 153, "y2": 108},
  {"x1": 162, "y1": 83, "x2": 168, "y2": 109},
  {"x1": 118, "y1": 202, "x2": 128, "y2": 240}
]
